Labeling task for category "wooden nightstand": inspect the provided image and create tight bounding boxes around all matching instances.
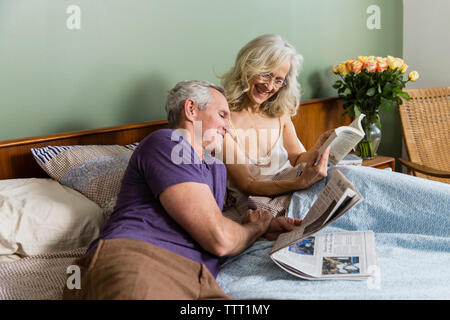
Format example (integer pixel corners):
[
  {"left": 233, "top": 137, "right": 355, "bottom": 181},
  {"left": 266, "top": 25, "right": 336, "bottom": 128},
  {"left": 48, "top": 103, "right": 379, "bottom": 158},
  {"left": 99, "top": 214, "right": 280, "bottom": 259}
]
[{"left": 362, "top": 155, "right": 395, "bottom": 171}]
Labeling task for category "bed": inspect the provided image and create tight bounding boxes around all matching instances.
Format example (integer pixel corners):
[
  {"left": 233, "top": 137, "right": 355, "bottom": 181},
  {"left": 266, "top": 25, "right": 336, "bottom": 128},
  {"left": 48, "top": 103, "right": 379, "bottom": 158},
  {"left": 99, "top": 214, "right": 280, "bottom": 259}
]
[
  {"left": 1, "top": 97, "right": 449, "bottom": 300},
  {"left": 0, "top": 120, "right": 168, "bottom": 299}
]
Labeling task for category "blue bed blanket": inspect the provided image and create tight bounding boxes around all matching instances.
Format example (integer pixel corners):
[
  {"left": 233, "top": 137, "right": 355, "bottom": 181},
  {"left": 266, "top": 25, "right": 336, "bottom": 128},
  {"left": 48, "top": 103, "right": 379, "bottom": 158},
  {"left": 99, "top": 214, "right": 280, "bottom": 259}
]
[{"left": 217, "top": 166, "right": 450, "bottom": 299}]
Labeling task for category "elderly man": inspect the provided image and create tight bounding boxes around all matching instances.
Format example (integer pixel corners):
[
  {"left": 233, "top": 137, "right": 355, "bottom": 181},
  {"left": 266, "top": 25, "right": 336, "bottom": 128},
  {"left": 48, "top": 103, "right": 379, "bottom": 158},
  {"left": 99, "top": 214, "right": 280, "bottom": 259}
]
[{"left": 63, "top": 80, "right": 300, "bottom": 300}]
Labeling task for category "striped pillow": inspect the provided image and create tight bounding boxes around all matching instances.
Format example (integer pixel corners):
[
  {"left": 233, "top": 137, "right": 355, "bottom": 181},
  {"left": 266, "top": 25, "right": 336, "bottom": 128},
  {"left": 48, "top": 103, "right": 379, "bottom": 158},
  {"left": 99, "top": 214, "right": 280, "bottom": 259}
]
[{"left": 31, "top": 144, "right": 138, "bottom": 214}]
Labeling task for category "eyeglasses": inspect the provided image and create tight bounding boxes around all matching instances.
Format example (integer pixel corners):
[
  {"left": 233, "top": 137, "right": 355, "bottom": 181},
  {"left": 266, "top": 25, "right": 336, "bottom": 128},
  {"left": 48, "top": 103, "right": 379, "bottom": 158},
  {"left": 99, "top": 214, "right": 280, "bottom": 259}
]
[{"left": 257, "top": 72, "right": 287, "bottom": 89}]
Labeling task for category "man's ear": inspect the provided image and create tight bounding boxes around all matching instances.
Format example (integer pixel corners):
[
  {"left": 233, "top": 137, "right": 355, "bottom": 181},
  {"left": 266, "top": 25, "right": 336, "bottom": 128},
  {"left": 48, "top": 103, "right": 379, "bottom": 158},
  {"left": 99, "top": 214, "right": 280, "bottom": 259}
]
[{"left": 184, "top": 98, "right": 198, "bottom": 123}]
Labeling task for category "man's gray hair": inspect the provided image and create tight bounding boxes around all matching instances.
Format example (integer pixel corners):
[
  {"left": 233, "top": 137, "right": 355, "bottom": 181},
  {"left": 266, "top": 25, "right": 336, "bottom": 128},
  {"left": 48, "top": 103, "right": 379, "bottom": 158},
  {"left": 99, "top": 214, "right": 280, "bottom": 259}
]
[{"left": 165, "top": 80, "right": 225, "bottom": 128}]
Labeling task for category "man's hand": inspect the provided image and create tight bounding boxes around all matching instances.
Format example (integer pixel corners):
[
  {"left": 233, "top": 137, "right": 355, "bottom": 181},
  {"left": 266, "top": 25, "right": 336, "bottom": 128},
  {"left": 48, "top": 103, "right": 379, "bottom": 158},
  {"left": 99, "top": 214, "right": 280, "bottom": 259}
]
[
  {"left": 242, "top": 210, "right": 303, "bottom": 241},
  {"left": 241, "top": 209, "right": 273, "bottom": 228},
  {"left": 263, "top": 217, "right": 302, "bottom": 241}
]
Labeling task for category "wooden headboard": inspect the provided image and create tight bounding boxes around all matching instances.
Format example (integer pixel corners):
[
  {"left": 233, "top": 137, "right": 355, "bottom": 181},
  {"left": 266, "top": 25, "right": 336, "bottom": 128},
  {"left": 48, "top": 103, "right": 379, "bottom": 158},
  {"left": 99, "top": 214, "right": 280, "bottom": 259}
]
[
  {"left": 0, "top": 120, "right": 168, "bottom": 180},
  {"left": 0, "top": 97, "right": 349, "bottom": 180},
  {"left": 292, "top": 97, "right": 351, "bottom": 150}
]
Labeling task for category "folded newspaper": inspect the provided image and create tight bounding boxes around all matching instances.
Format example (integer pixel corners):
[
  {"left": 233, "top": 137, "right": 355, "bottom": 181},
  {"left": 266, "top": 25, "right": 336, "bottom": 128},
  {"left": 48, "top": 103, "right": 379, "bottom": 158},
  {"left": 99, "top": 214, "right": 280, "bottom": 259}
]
[{"left": 270, "top": 170, "right": 378, "bottom": 280}]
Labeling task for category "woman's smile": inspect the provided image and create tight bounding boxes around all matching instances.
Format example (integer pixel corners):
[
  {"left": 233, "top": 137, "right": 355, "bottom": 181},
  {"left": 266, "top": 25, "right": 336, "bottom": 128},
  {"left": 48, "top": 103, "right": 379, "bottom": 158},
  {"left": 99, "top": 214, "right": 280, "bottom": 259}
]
[{"left": 253, "top": 84, "right": 271, "bottom": 100}]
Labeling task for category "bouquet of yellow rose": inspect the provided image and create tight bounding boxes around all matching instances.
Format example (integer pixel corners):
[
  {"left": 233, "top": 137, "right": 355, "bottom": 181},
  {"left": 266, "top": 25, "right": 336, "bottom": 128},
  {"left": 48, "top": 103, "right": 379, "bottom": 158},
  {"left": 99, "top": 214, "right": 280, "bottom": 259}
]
[
  {"left": 332, "top": 55, "right": 419, "bottom": 123},
  {"left": 331, "top": 56, "right": 419, "bottom": 159}
]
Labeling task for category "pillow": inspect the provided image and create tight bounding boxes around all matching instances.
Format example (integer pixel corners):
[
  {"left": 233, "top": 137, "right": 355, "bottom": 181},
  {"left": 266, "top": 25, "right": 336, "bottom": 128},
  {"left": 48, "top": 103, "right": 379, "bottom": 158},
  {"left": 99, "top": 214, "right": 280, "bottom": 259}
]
[
  {"left": 31, "top": 144, "right": 138, "bottom": 212},
  {"left": 0, "top": 178, "right": 104, "bottom": 256}
]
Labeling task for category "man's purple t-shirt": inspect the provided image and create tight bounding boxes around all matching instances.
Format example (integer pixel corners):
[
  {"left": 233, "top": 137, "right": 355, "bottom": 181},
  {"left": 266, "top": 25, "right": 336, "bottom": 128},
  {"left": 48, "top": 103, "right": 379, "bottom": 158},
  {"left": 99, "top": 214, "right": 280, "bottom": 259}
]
[{"left": 87, "top": 129, "right": 226, "bottom": 277}]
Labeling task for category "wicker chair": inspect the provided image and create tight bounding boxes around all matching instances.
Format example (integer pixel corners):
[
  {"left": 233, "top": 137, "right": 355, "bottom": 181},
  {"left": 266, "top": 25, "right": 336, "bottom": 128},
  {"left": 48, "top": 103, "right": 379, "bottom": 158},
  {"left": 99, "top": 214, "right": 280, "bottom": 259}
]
[{"left": 398, "top": 86, "right": 450, "bottom": 184}]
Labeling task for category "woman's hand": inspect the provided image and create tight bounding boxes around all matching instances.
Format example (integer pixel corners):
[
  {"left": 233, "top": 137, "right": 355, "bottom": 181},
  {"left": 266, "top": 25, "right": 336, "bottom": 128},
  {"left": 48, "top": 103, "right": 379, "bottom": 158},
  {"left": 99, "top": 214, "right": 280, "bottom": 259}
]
[
  {"left": 295, "top": 147, "right": 330, "bottom": 189},
  {"left": 293, "top": 129, "right": 334, "bottom": 166},
  {"left": 263, "top": 216, "right": 303, "bottom": 241},
  {"left": 312, "top": 129, "right": 334, "bottom": 151}
]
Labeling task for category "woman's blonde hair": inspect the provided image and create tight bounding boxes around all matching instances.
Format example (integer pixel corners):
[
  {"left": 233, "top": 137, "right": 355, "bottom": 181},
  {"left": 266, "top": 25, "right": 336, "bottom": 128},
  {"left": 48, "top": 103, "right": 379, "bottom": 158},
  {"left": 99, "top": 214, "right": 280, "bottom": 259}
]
[{"left": 220, "top": 34, "right": 303, "bottom": 117}]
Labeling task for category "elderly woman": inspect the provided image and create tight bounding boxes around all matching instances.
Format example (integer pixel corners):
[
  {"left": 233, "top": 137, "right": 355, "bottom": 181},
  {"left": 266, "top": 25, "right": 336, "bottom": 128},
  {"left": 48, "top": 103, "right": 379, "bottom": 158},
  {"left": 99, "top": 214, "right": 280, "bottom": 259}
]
[
  {"left": 219, "top": 34, "right": 332, "bottom": 218},
  {"left": 214, "top": 35, "right": 449, "bottom": 301},
  {"left": 219, "top": 34, "right": 450, "bottom": 225}
]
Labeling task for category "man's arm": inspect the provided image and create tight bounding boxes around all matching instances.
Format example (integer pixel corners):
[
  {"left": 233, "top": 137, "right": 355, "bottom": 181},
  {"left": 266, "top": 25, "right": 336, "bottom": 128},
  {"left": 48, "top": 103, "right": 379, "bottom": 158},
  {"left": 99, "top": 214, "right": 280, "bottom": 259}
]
[{"left": 159, "top": 182, "right": 272, "bottom": 257}]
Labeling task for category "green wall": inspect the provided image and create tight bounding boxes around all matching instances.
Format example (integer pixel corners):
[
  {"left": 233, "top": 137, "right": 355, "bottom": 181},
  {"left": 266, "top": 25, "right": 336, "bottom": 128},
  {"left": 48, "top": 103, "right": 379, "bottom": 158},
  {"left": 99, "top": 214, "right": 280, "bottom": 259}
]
[{"left": 0, "top": 0, "right": 403, "bottom": 161}]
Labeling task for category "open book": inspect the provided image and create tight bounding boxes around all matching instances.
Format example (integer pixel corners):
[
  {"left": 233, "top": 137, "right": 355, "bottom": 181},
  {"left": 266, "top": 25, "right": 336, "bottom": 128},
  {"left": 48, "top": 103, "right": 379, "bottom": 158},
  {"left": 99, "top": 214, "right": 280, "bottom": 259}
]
[
  {"left": 270, "top": 170, "right": 378, "bottom": 280},
  {"left": 315, "top": 114, "right": 366, "bottom": 166}
]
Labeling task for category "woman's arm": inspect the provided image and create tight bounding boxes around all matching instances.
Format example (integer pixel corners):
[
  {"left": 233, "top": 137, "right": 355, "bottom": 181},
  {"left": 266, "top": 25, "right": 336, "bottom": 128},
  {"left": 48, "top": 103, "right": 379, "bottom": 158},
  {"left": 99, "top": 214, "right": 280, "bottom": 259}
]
[
  {"left": 282, "top": 115, "right": 310, "bottom": 166},
  {"left": 223, "top": 128, "right": 330, "bottom": 197},
  {"left": 226, "top": 162, "right": 302, "bottom": 196},
  {"left": 283, "top": 116, "right": 334, "bottom": 166}
]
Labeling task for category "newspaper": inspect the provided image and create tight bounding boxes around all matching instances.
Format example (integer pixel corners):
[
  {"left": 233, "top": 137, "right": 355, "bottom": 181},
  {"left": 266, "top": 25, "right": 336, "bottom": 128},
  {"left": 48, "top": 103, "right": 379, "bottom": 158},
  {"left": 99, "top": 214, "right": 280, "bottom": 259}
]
[
  {"left": 315, "top": 114, "right": 366, "bottom": 165},
  {"left": 271, "top": 231, "right": 377, "bottom": 280},
  {"left": 270, "top": 169, "right": 378, "bottom": 280}
]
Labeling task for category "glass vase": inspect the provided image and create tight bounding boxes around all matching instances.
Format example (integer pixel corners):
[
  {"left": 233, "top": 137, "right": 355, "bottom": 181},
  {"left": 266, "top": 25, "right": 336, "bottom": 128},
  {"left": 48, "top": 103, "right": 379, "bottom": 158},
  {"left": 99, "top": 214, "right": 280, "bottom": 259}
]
[{"left": 355, "top": 114, "right": 382, "bottom": 160}]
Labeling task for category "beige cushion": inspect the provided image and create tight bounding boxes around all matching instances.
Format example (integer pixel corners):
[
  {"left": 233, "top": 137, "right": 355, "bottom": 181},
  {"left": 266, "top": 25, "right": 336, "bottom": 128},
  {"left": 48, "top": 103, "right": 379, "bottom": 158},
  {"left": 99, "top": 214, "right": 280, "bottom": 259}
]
[{"left": 0, "top": 178, "right": 104, "bottom": 256}]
